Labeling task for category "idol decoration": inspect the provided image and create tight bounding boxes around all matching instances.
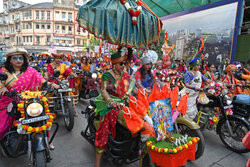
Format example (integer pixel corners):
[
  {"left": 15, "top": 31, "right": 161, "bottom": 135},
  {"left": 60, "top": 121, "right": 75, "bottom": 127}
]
[{"left": 162, "top": 32, "right": 175, "bottom": 69}]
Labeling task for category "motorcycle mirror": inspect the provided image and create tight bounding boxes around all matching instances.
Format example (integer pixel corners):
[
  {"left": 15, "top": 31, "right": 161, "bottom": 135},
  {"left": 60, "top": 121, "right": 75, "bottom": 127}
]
[
  {"left": 53, "top": 70, "right": 60, "bottom": 78},
  {"left": 41, "top": 81, "right": 48, "bottom": 90},
  {"left": 0, "top": 72, "right": 8, "bottom": 81}
]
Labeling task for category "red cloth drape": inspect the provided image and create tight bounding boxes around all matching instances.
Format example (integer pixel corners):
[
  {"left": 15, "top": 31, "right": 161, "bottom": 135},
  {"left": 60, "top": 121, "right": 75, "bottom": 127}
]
[{"left": 149, "top": 142, "right": 196, "bottom": 167}]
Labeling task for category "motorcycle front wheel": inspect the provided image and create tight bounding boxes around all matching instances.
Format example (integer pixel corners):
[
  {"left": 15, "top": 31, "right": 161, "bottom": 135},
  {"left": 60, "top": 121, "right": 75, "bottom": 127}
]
[
  {"left": 175, "top": 123, "right": 205, "bottom": 160},
  {"left": 217, "top": 117, "right": 249, "bottom": 153},
  {"left": 64, "top": 101, "right": 74, "bottom": 131},
  {"left": 34, "top": 151, "right": 47, "bottom": 167}
]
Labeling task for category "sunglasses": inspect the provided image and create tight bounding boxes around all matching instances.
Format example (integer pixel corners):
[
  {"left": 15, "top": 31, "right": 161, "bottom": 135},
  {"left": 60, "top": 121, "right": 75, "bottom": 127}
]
[
  {"left": 12, "top": 56, "right": 24, "bottom": 61},
  {"left": 119, "top": 62, "right": 126, "bottom": 66}
]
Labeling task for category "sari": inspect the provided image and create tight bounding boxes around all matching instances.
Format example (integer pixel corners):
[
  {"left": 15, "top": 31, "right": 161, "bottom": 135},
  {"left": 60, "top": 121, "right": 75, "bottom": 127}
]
[
  {"left": 223, "top": 75, "right": 242, "bottom": 95},
  {"left": 184, "top": 71, "right": 207, "bottom": 119},
  {"left": 47, "top": 63, "right": 72, "bottom": 81},
  {"left": 94, "top": 71, "right": 131, "bottom": 151},
  {"left": 0, "top": 67, "right": 44, "bottom": 139}
]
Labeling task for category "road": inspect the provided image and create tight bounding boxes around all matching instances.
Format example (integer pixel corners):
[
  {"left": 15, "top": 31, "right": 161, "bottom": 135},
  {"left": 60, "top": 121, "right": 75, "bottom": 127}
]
[{"left": 0, "top": 99, "right": 249, "bottom": 167}]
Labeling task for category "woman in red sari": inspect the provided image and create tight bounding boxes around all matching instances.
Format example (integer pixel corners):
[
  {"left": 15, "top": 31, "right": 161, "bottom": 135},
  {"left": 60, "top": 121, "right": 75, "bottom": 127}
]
[
  {"left": 223, "top": 64, "right": 242, "bottom": 95},
  {"left": 0, "top": 48, "right": 58, "bottom": 139}
]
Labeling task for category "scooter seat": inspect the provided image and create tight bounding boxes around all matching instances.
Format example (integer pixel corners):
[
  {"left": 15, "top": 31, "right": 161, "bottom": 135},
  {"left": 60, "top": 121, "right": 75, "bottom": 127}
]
[{"left": 233, "top": 94, "right": 250, "bottom": 105}]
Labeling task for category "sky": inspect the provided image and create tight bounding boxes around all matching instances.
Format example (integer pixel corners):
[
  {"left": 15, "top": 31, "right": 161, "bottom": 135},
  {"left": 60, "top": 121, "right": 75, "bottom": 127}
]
[
  {"left": 0, "top": 0, "right": 53, "bottom": 13},
  {"left": 162, "top": 2, "right": 238, "bottom": 35}
]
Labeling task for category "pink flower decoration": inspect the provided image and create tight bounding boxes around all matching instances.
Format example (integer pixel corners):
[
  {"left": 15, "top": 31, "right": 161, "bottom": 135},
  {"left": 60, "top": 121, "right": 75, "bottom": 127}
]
[{"left": 209, "top": 120, "right": 214, "bottom": 125}]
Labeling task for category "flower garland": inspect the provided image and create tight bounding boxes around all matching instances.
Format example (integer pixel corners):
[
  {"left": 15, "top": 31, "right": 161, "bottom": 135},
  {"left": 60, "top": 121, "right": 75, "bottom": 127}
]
[
  {"left": 121, "top": 0, "right": 142, "bottom": 25},
  {"left": 16, "top": 92, "right": 54, "bottom": 134},
  {"left": 21, "top": 91, "right": 42, "bottom": 99},
  {"left": 146, "top": 137, "right": 200, "bottom": 154}
]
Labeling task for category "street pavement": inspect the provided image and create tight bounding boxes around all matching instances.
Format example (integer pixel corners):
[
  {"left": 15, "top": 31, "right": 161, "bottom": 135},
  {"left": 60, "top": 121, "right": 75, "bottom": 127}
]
[{"left": 0, "top": 99, "right": 249, "bottom": 167}]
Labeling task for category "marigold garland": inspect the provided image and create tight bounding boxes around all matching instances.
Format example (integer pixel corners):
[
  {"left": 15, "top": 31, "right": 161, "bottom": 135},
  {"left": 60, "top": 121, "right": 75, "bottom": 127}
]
[
  {"left": 16, "top": 92, "right": 54, "bottom": 134},
  {"left": 121, "top": 0, "right": 142, "bottom": 25},
  {"left": 146, "top": 137, "right": 200, "bottom": 154}
]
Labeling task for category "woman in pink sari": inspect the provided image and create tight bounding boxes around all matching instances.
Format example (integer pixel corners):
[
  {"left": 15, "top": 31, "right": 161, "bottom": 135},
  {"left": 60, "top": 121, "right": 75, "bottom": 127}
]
[{"left": 0, "top": 48, "right": 58, "bottom": 139}]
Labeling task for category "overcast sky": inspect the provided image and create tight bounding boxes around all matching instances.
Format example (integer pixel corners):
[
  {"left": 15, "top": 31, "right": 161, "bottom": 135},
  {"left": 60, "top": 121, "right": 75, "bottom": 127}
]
[{"left": 0, "top": 0, "right": 53, "bottom": 13}]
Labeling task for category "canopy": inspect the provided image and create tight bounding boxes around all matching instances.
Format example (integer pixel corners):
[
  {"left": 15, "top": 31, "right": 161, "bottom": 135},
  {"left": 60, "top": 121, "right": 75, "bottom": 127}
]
[
  {"left": 77, "top": 0, "right": 163, "bottom": 49},
  {"left": 144, "top": 0, "right": 221, "bottom": 17}
]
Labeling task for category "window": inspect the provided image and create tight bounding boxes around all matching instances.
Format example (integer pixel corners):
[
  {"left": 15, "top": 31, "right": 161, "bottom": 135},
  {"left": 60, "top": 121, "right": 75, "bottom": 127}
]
[
  {"left": 68, "top": 13, "right": 72, "bottom": 21},
  {"left": 36, "top": 36, "right": 40, "bottom": 42},
  {"left": 28, "top": 23, "right": 32, "bottom": 29},
  {"left": 63, "top": 40, "right": 66, "bottom": 43},
  {"left": 47, "top": 11, "right": 50, "bottom": 20},
  {"left": 23, "top": 37, "right": 26, "bottom": 42},
  {"left": 47, "top": 25, "right": 50, "bottom": 29},
  {"left": 47, "top": 37, "right": 50, "bottom": 42},
  {"left": 23, "top": 23, "right": 25, "bottom": 29},
  {"left": 62, "top": 26, "right": 65, "bottom": 33},
  {"left": 22, "top": 11, "right": 25, "bottom": 20},
  {"left": 41, "top": 11, "right": 45, "bottom": 20},
  {"left": 30, "top": 36, "right": 32, "bottom": 42},
  {"left": 26, "top": 24, "right": 28, "bottom": 29},
  {"left": 55, "top": 11, "right": 60, "bottom": 20},
  {"left": 68, "top": 26, "right": 72, "bottom": 32},
  {"left": 82, "top": 29, "right": 86, "bottom": 33},
  {"left": 29, "top": 11, "right": 32, "bottom": 19},
  {"left": 56, "top": 39, "right": 59, "bottom": 43},
  {"left": 41, "top": 25, "right": 45, "bottom": 29},
  {"left": 77, "top": 39, "right": 80, "bottom": 45},
  {"left": 62, "top": 12, "right": 66, "bottom": 20},
  {"left": 68, "top": 40, "right": 72, "bottom": 44},
  {"left": 27, "top": 37, "right": 29, "bottom": 42},
  {"left": 16, "top": 13, "right": 20, "bottom": 20},
  {"left": 55, "top": 25, "right": 59, "bottom": 31},
  {"left": 10, "top": 14, "right": 14, "bottom": 22},
  {"left": 36, "top": 11, "right": 39, "bottom": 19},
  {"left": 36, "top": 24, "right": 40, "bottom": 29}
]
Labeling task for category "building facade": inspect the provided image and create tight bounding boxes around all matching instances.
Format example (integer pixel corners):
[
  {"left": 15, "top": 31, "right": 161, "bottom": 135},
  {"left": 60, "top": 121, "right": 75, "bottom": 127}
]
[{"left": 0, "top": 0, "right": 89, "bottom": 55}]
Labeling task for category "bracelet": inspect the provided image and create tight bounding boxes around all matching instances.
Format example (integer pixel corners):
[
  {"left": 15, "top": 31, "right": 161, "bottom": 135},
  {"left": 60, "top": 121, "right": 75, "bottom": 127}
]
[{"left": 107, "top": 98, "right": 113, "bottom": 105}]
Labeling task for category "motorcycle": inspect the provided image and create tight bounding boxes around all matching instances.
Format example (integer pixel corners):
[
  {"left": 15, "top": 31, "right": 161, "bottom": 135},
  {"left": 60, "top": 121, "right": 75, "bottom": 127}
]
[
  {"left": 47, "top": 70, "right": 78, "bottom": 131},
  {"left": 196, "top": 81, "right": 250, "bottom": 153},
  {"left": 79, "top": 70, "right": 100, "bottom": 99},
  {"left": 81, "top": 89, "right": 205, "bottom": 164},
  {"left": 0, "top": 73, "right": 59, "bottom": 167},
  {"left": 232, "top": 94, "right": 250, "bottom": 121}
]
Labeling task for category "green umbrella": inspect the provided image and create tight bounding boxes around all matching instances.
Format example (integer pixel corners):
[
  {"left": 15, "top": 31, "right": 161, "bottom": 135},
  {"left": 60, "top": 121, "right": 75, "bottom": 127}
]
[{"left": 77, "top": 0, "right": 162, "bottom": 49}]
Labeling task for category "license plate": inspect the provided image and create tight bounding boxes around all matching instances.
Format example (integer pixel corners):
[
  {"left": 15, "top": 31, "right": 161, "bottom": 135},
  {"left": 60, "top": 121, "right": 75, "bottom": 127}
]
[
  {"left": 224, "top": 105, "right": 233, "bottom": 109},
  {"left": 22, "top": 115, "right": 50, "bottom": 125}
]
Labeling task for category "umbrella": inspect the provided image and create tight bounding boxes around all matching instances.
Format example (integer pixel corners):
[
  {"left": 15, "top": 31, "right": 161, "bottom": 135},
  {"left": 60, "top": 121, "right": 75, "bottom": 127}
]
[{"left": 77, "top": 0, "right": 162, "bottom": 49}]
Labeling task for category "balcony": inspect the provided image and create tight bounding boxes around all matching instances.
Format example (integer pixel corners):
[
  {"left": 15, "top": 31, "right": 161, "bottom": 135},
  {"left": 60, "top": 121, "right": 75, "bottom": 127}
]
[
  {"left": 16, "top": 29, "right": 21, "bottom": 32},
  {"left": 68, "top": 31, "right": 73, "bottom": 35}
]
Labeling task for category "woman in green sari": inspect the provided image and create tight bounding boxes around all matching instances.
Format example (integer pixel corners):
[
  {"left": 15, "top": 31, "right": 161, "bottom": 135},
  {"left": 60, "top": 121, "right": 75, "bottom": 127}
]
[{"left": 94, "top": 51, "right": 137, "bottom": 167}]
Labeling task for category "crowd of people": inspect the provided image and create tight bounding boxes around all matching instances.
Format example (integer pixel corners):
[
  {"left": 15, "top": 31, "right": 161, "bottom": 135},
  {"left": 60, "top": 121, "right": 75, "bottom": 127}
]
[{"left": 0, "top": 47, "right": 249, "bottom": 167}]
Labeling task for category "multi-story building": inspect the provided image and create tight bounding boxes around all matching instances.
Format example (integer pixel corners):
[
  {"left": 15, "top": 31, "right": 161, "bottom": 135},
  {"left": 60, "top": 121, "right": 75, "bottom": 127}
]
[{"left": 0, "top": 0, "right": 89, "bottom": 55}]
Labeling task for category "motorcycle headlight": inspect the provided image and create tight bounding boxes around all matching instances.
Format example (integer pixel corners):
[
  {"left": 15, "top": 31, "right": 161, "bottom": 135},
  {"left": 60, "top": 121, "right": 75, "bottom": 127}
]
[
  {"left": 92, "top": 73, "right": 97, "bottom": 79},
  {"left": 223, "top": 95, "right": 232, "bottom": 105},
  {"left": 26, "top": 103, "right": 43, "bottom": 117},
  {"left": 226, "top": 100, "right": 232, "bottom": 105}
]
